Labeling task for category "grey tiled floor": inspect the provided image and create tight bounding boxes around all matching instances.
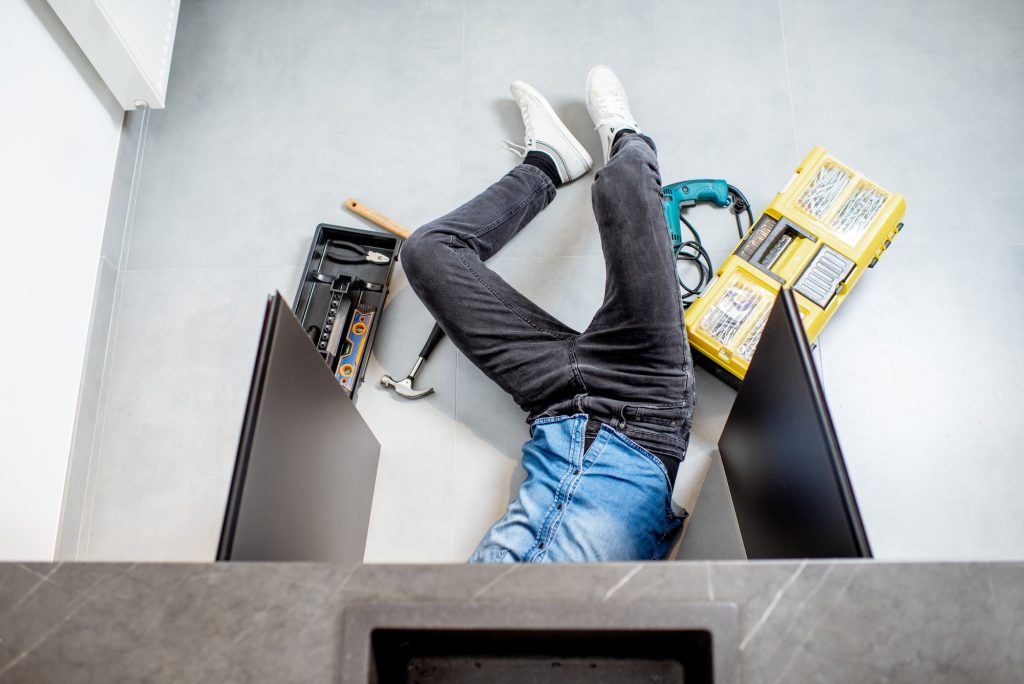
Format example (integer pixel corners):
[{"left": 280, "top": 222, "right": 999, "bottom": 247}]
[{"left": 80, "top": 0, "right": 1024, "bottom": 560}]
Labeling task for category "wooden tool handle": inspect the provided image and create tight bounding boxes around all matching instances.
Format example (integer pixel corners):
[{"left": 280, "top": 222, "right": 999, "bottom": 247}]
[{"left": 344, "top": 198, "right": 411, "bottom": 240}]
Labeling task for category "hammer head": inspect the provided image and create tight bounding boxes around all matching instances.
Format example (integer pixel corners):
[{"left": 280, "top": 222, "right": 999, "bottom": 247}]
[{"left": 380, "top": 373, "right": 435, "bottom": 400}]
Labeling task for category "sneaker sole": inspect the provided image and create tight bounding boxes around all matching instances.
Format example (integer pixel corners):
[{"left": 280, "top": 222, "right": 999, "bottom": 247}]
[{"left": 512, "top": 80, "right": 593, "bottom": 180}]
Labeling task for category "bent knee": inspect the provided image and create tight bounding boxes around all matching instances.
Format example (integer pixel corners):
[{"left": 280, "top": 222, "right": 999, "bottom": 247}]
[{"left": 400, "top": 225, "right": 451, "bottom": 287}]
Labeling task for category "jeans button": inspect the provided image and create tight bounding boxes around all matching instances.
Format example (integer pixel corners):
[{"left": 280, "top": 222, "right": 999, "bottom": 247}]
[{"left": 538, "top": 542, "right": 546, "bottom": 549}]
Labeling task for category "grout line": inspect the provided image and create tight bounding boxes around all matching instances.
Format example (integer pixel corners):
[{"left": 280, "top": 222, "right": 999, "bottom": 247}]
[
  {"left": 776, "top": 0, "right": 801, "bottom": 163},
  {"left": 456, "top": 0, "right": 466, "bottom": 203},
  {"left": 452, "top": 352, "right": 460, "bottom": 561},
  {"left": 450, "top": 0, "right": 467, "bottom": 562}
]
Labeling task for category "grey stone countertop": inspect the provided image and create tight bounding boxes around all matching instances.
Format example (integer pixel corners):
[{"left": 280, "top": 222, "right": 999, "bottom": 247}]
[{"left": 1, "top": 561, "right": 1021, "bottom": 683}]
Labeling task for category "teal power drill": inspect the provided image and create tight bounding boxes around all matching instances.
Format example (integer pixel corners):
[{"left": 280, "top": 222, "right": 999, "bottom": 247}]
[
  {"left": 661, "top": 179, "right": 732, "bottom": 247},
  {"left": 661, "top": 178, "right": 753, "bottom": 307}
]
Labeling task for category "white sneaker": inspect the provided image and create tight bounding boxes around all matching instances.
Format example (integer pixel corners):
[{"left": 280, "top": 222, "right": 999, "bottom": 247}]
[
  {"left": 505, "top": 80, "right": 593, "bottom": 184},
  {"left": 586, "top": 65, "right": 641, "bottom": 163}
]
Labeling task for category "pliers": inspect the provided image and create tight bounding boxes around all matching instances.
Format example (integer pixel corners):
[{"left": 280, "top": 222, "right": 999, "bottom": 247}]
[{"left": 325, "top": 240, "right": 390, "bottom": 265}]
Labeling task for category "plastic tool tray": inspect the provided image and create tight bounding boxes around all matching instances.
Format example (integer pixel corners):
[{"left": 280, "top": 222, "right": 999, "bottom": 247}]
[{"left": 293, "top": 223, "right": 400, "bottom": 398}]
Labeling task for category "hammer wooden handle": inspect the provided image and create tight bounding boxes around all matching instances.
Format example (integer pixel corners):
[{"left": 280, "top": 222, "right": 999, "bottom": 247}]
[{"left": 344, "top": 198, "right": 411, "bottom": 240}]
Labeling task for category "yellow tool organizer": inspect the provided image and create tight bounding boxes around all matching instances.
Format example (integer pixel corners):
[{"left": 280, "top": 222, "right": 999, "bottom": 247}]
[{"left": 685, "top": 147, "right": 906, "bottom": 384}]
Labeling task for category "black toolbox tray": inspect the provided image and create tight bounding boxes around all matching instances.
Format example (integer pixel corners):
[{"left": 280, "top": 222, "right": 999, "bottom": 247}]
[{"left": 292, "top": 223, "right": 401, "bottom": 399}]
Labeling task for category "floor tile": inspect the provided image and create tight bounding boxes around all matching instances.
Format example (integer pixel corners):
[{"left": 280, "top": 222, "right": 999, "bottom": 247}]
[
  {"left": 818, "top": 243, "right": 1024, "bottom": 559},
  {"left": 459, "top": 0, "right": 797, "bottom": 258},
  {"left": 126, "top": 0, "right": 465, "bottom": 270},
  {"left": 356, "top": 269, "right": 459, "bottom": 562},
  {"left": 781, "top": 0, "right": 1024, "bottom": 246},
  {"left": 84, "top": 266, "right": 300, "bottom": 560}
]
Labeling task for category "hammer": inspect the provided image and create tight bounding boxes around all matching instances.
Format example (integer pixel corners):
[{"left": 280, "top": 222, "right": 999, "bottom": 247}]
[
  {"left": 343, "top": 197, "right": 448, "bottom": 400},
  {"left": 380, "top": 323, "right": 445, "bottom": 399}
]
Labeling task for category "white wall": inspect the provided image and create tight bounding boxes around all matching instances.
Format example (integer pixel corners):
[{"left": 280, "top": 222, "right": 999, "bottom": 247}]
[{"left": 0, "top": 0, "right": 123, "bottom": 560}]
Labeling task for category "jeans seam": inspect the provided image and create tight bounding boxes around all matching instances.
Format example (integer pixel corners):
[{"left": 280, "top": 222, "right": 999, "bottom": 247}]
[
  {"left": 623, "top": 401, "right": 687, "bottom": 410},
  {"left": 651, "top": 532, "right": 664, "bottom": 561},
  {"left": 634, "top": 417, "right": 677, "bottom": 427},
  {"left": 621, "top": 425, "right": 686, "bottom": 443},
  {"left": 471, "top": 545, "right": 509, "bottom": 563},
  {"left": 467, "top": 175, "right": 548, "bottom": 241},
  {"left": 516, "top": 162, "right": 557, "bottom": 192},
  {"left": 652, "top": 517, "right": 677, "bottom": 561},
  {"left": 529, "top": 419, "right": 584, "bottom": 561},
  {"left": 555, "top": 430, "right": 593, "bottom": 540},
  {"left": 531, "top": 414, "right": 574, "bottom": 427},
  {"left": 568, "top": 337, "right": 588, "bottom": 393},
  {"left": 448, "top": 240, "right": 575, "bottom": 341},
  {"left": 613, "top": 131, "right": 657, "bottom": 157},
  {"left": 652, "top": 498, "right": 683, "bottom": 561},
  {"left": 605, "top": 427, "right": 673, "bottom": 486}
]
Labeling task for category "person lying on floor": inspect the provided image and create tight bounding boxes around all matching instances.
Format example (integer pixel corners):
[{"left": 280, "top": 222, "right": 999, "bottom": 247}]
[{"left": 402, "top": 66, "right": 693, "bottom": 562}]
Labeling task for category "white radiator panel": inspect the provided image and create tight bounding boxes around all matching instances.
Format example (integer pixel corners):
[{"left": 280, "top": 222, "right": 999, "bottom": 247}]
[{"left": 47, "top": 0, "right": 180, "bottom": 109}]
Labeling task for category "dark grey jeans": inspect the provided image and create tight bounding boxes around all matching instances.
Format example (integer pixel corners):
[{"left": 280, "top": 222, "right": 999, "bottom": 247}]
[{"left": 402, "top": 133, "right": 694, "bottom": 482}]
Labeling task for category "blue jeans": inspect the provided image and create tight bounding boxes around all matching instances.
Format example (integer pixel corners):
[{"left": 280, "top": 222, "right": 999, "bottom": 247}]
[
  {"left": 402, "top": 133, "right": 694, "bottom": 562},
  {"left": 469, "top": 414, "right": 683, "bottom": 562}
]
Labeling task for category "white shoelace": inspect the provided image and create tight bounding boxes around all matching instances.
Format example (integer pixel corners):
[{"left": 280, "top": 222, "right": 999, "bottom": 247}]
[
  {"left": 591, "top": 93, "right": 633, "bottom": 130},
  {"left": 502, "top": 139, "right": 529, "bottom": 158}
]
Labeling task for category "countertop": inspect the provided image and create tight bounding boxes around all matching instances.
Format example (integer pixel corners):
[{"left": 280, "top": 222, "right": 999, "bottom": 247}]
[{"left": 1, "top": 561, "right": 1021, "bottom": 683}]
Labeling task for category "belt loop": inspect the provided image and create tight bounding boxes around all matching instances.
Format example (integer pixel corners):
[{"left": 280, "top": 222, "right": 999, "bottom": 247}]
[{"left": 574, "top": 393, "right": 586, "bottom": 413}]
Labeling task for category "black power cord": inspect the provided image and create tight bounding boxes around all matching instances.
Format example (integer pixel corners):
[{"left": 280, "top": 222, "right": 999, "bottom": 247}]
[{"left": 675, "top": 184, "right": 754, "bottom": 308}]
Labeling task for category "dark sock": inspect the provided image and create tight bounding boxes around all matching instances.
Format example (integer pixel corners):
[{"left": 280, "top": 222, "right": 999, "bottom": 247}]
[
  {"left": 612, "top": 128, "right": 637, "bottom": 146},
  {"left": 522, "top": 151, "right": 562, "bottom": 187}
]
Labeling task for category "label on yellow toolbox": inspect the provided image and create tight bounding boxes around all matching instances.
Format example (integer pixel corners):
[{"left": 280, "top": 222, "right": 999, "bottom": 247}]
[{"left": 793, "top": 246, "right": 855, "bottom": 308}]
